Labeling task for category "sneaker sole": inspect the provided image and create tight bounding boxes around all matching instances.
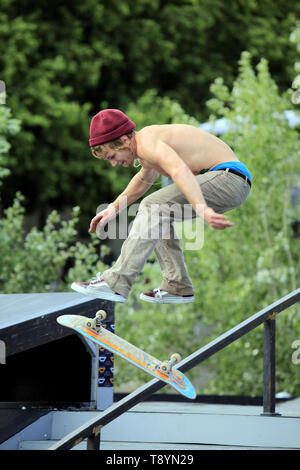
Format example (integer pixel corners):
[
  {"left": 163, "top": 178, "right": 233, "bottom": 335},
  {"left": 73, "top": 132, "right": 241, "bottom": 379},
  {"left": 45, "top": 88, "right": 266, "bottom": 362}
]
[
  {"left": 139, "top": 293, "right": 194, "bottom": 304},
  {"left": 71, "top": 282, "right": 127, "bottom": 303}
]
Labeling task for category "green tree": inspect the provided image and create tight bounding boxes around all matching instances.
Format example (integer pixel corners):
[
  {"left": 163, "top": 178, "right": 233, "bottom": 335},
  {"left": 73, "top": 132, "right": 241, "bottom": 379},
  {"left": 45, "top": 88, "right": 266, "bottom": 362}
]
[
  {"left": 0, "top": 102, "right": 109, "bottom": 294},
  {"left": 0, "top": 194, "right": 111, "bottom": 293},
  {"left": 1, "top": 1, "right": 299, "bottom": 226}
]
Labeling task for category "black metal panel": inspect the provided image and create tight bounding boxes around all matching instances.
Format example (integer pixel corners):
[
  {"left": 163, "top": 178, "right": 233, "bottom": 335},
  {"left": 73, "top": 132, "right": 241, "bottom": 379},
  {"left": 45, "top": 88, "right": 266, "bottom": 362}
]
[
  {"left": 0, "top": 409, "right": 49, "bottom": 444},
  {"left": 0, "top": 298, "right": 114, "bottom": 356},
  {"left": 0, "top": 335, "right": 92, "bottom": 403},
  {"left": 262, "top": 319, "right": 281, "bottom": 416}
]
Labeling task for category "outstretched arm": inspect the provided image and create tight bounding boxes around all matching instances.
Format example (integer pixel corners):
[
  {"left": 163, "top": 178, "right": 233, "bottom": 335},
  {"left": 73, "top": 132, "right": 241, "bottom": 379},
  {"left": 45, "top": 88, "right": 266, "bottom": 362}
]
[
  {"left": 112, "top": 167, "right": 159, "bottom": 212},
  {"left": 89, "top": 167, "right": 159, "bottom": 232}
]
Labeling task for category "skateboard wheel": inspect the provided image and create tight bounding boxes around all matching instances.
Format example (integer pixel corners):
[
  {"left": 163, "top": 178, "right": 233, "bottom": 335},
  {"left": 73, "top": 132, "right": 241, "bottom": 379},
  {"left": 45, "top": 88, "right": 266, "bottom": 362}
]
[
  {"left": 170, "top": 353, "right": 181, "bottom": 364},
  {"left": 160, "top": 362, "right": 171, "bottom": 374},
  {"left": 86, "top": 319, "right": 96, "bottom": 329},
  {"left": 96, "top": 310, "right": 107, "bottom": 321}
]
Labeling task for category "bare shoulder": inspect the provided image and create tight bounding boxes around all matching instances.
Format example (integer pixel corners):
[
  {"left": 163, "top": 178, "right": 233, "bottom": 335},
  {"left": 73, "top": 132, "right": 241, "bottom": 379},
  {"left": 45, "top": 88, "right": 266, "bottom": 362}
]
[
  {"left": 135, "top": 126, "right": 161, "bottom": 162},
  {"left": 138, "top": 123, "right": 195, "bottom": 144},
  {"left": 137, "top": 125, "right": 161, "bottom": 145},
  {"left": 138, "top": 124, "right": 161, "bottom": 135}
]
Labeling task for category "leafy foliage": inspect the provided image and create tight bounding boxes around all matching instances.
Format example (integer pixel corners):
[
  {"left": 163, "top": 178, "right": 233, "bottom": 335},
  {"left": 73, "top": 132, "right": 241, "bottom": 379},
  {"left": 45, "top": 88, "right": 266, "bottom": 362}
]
[
  {"left": 0, "top": 1, "right": 299, "bottom": 223},
  {"left": 0, "top": 193, "right": 109, "bottom": 294}
]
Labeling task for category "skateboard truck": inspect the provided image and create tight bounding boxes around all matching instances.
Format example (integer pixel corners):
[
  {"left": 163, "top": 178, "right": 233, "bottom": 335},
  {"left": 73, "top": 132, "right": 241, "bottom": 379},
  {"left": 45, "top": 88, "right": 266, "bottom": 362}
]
[
  {"left": 159, "top": 353, "right": 181, "bottom": 375},
  {"left": 86, "top": 312, "right": 181, "bottom": 376},
  {"left": 85, "top": 310, "right": 107, "bottom": 332}
]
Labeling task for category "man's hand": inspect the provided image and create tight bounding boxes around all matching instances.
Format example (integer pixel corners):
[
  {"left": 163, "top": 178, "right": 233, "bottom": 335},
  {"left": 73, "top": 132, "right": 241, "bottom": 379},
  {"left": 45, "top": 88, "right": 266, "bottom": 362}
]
[
  {"left": 89, "top": 204, "right": 117, "bottom": 233},
  {"left": 203, "top": 207, "right": 234, "bottom": 230}
]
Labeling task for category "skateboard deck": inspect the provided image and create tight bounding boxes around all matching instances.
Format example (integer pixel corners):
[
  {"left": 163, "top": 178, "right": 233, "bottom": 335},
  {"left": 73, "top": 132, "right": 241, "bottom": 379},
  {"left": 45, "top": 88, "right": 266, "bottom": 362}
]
[{"left": 57, "top": 313, "right": 196, "bottom": 399}]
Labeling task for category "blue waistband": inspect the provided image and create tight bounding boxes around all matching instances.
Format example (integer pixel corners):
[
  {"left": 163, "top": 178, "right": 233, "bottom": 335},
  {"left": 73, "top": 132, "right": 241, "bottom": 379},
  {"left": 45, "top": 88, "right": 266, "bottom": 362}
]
[{"left": 211, "top": 161, "right": 252, "bottom": 182}]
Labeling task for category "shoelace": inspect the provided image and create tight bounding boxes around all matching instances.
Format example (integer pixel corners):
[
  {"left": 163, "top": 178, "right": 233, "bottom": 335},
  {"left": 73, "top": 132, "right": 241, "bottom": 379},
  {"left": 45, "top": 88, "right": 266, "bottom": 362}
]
[
  {"left": 153, "top": 288, "right": 167, "bottom": 299},
  {"left": 89, "top": 272, "right": 103, "bottom": 286}
]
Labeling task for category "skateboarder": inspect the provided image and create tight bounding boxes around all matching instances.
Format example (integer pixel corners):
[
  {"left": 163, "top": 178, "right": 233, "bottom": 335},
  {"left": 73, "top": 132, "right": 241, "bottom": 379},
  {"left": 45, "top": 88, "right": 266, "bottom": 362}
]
[{"left": 71, "top": 109, "right": 251, "bottom": 304}]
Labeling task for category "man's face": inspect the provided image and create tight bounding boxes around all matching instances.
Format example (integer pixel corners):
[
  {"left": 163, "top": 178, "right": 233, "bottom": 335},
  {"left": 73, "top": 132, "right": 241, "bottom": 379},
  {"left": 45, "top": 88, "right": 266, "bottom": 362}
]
[
  {"left": 101, "top": 136, "right": 136, "bottom": 167},
  {"left": 102, "top": 147, "right": 135, "bottom": 167}
]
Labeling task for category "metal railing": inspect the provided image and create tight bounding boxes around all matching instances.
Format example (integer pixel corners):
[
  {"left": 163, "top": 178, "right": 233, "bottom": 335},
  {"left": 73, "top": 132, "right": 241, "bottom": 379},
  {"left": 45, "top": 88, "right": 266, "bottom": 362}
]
[{"left": 48, "top": 287, "right": 300, "bottom": 450}]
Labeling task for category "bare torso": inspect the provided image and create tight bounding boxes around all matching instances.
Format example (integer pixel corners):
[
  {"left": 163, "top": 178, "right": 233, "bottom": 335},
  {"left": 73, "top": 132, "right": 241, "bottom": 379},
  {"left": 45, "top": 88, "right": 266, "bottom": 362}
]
[{"left": 135, "top": 124, "right": 238, "bottom": 177}]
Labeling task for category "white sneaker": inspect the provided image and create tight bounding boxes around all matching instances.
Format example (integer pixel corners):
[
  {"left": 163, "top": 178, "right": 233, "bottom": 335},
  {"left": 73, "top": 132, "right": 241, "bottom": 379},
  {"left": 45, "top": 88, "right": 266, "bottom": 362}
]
[
  {"left": 71, "top": 272, "right": 126, "bottom": 303},
  {"left": 140, "top": 288, "right": 194, "bottom": 304}
]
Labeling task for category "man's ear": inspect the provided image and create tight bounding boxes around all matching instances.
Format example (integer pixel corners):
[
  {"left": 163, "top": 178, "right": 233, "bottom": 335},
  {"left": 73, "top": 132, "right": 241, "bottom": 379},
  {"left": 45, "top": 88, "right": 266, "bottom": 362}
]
[{"left": 120, "top": 135, "right": 131, "bottom": 145}]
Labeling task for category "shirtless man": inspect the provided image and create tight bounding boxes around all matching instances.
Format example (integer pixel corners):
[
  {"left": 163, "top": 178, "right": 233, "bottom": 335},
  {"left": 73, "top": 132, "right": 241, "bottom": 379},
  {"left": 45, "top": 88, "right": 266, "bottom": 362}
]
[{"left": 71, "top": 109, "right": 251, "bottom": 304}]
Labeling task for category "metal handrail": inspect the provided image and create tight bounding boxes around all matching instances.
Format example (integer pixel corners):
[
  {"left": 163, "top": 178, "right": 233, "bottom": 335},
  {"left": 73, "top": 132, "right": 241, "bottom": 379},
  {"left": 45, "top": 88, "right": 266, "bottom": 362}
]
[{"left": 48, "top": 288, "right": 300, "bottom": 450}]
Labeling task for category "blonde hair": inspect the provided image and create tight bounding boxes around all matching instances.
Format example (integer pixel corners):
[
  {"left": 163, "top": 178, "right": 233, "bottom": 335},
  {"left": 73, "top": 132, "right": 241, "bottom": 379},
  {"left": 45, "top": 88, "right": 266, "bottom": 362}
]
[{"left": 91, "top": 130, "right": 135, "bottom": 159}]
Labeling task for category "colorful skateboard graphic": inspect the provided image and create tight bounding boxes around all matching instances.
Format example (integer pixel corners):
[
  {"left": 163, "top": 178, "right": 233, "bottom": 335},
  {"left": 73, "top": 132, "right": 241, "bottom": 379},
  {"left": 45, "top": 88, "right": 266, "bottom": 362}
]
[{"left": 57, "top": 311, "right": 196, "bottom": 399}]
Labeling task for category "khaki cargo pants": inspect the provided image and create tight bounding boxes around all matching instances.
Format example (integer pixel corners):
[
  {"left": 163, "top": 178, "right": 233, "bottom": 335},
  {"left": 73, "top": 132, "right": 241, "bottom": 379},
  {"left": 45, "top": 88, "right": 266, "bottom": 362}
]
[{"left": 102, "top": 170, "right": 250, "bottom": 298}]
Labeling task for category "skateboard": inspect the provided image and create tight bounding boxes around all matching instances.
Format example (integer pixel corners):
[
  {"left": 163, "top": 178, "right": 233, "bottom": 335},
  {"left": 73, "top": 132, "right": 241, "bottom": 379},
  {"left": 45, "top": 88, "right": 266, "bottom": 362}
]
[{"left": 57, "top": 310, "right": 196, "bottom": 399}]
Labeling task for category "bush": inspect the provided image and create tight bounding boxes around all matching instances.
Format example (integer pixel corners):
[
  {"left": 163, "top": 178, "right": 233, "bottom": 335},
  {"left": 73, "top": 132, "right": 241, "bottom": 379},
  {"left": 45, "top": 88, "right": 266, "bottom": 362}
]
[{"left": 0, "top": 193, "right": 109, "bottom": 293}]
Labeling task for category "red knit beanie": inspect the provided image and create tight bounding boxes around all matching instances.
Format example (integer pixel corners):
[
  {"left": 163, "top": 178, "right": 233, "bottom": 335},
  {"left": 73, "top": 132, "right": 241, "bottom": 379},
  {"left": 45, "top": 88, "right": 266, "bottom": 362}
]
[{"left": 89, "top": 109, "right": 136, "bottom": 147}]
